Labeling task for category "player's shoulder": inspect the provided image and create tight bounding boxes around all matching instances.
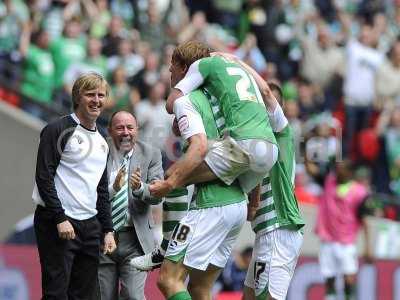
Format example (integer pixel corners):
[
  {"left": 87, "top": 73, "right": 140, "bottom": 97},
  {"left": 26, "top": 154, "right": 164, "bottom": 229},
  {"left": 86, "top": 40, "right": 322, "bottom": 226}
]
[
  {"left": 197, "top": 55, "right": 227, "bottom": 67},
  {"left": 188, "top": 89, "right": 208, "bottom": 99},
  {"left": 187, "top": 89, "right": 210, "bottom": 108},
  {"left": 41, "top": 114, "right": 77, "bottom": 137}
]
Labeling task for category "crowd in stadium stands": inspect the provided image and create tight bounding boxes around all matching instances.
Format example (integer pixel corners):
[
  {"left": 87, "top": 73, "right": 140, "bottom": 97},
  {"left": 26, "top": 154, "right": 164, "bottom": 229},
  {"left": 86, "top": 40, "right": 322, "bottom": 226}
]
[{"left": 2, "top": 0, "right": 400, "bottom": 248}]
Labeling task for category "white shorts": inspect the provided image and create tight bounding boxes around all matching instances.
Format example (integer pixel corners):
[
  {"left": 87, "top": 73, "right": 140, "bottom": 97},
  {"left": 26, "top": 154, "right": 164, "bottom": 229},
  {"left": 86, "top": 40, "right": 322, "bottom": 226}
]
[
  {"left": 319, "top": 241, "right": 358, "bottom": 278},
  {"left": 205, "top": 136, "right": 278, "bottom": 193},
  {"left": 244, "top": 229, "right": 303, "bottom": 300},
  {"left": 165, "top": 201, "right": 247, "bottom": 271}
]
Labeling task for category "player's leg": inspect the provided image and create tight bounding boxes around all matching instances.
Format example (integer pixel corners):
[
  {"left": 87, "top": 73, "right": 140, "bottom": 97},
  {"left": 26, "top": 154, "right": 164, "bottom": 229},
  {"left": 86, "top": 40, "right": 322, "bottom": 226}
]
[
  {"left": 236, "top": 139, "right": 278, "bottom": 193},
  {"left": 157, "top": 259, "right": 191, "bottom": 300},
  {"left": 187, "top": 201, "right": 247, "bottom": 300},
  {"left": 165, "top": 202, "right": 246, "bottom": 299},
  {"left": 319, "top": 242, "right": 338, "bottom": 300},
  {"left": 325, "top": 277, "right": 336, "bottom": 300},
  {"left": 168, "top": 137, "right": 277, "bottom": 193},
  {"left": 243, "top": 250, "right": 257, "bottom": 300},
  {"left": 343, "top": 274, "right": 356, "bottom": 300},
  {"left": 244, "top": 229, "right": 302, "bottom": 300},
  {"left": 341, "top": 243, "right": 358, "bottom": 300},
  {"left": 266, "top": 229, "right": 303, "bottom": 300},
  {"left": 243, "top": 286, "right": 256, "bottom": 300},
  {"left": 243, "top": 230, "right": 272, "bottom": 300},
  {"left": 130, "top": 188, "right": 190, "bottom": 271},
  {"left": 181, "top": 136, "right": 262, "bottom": 188},
  {"left": 188, "top": 264, "right": 222, "bottom": 300},
  {"left": 157, "top": 208, "right": 203, "bottom": 299}
]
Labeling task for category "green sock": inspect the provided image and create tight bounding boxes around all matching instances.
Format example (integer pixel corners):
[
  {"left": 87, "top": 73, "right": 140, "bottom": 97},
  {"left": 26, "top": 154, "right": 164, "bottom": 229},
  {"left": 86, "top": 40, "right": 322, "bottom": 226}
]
[
  {"left": 168, "top": 291, "right": 192, "bottom": 300},
  {"left": 344, "top": 283, "right": 355, "bottom": 300},
  {"left": 255, "top": 287, "right": 268, "bottom": 300}
]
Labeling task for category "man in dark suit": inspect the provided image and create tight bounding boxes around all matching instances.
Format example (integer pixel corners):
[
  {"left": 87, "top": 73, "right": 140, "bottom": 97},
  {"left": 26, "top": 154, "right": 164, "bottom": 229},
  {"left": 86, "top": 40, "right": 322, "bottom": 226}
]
[{"left": 98, "top": 110, "right": 164, "bottom": 299}]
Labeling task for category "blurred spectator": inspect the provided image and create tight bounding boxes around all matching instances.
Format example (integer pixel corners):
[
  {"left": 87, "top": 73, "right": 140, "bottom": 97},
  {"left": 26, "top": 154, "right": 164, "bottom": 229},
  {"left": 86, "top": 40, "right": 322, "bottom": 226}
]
[
  {"left": 130, "top": 50, "right": 160, "bottom": 96},
  {"left": 50, "top": 17, "right": 86, "bottom": 89},
  {"left": 296, "top": 17, "right": 345, "bottom": 111},
  {"left": 19, "top": 27, "right": 55, "bottom": 119},
  {"left": 315, "top": 160, "right": 371, "bottom": 300},
  {"left": 297, "top": 78, "right": 324, "bottom": 119},
  {"left": 234, "top": 33, "right": 267, "bottom": 74},
  {"left": 385, "top": 2, "right": 400, "bottom": 47},
  {"left": 177, "top": 11, "right": 208, "bottom": 44},
  {"left": 297, "top": 19, "right": 344, "bottom": 87},
  {"left": 211, "top": 0, "right": 243, "bottom": 30},
  {"left": 135, "top": 82, "right": 173, "bottom": 154},
  {"left": 102, "top": 15, "right": 128, "bottom": 57},
  {"left": 57, "top": 37, "right": 107, "bottom": 114},
  {"left": 64, "top": 37, "right": 107, "bottom": 86},
  {"left": 177, "top": 10, "right": 236, "bottom": 52},
  {"left": 375, "top": 38, "right": 400, "bottom": 108},
  {"left": 107, "top": 66, "right": 134, "bottom": 112},
  {"left": 376, "top": 103, "right": 400, "bottom": 195},
  {"left": 162, "top": 0, "right": 190, "bottom": 41},
  {"left": 84, "top": 37, "right": 108, "bottom": 75},
  {"left": 0, "top": 0, "right": 28, "bottom": 85},
  {"left": 41, "top": 0, "right": 68, "bottom": 40},
  {"left": 214, "top": 246, "right": 253, "bottom": 294},
  {"left": 295, "top": 164, "right": 322, "bottom": 203},
  {"left": 107, "top": 38, "right": 145, "bottom": 82},
  {"left": 89, "top": 0, "right": 111, "bottom": 39},
  {"left": 283, "top": 99, "right": 302, "bottom": 161},
  {"left": 138, "top": 0, "right": 166, "bottom": 52},
  {"left": 343, "top": 21, "right": 384, "bottom": 158},
  {"left": 304, "top": 113, "right": 339, "bottom": 185},
  {"left": 110, "top": 0, "right": 134, "bottom": 27}
]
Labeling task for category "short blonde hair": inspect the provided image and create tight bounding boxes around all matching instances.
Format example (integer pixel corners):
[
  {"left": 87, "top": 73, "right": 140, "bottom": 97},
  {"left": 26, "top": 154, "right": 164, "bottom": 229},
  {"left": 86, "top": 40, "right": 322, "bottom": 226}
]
[
  {"left": 172, "top": 40, "right": 211, "bottom": 68},
  {"left": 72, "top": 72, "right": 110, "bottom": 110}
]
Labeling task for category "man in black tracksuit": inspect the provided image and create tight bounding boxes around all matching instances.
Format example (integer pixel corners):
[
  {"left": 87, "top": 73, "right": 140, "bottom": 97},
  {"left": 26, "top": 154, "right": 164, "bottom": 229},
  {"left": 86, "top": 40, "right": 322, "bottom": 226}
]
[{"left": 32, "top": 73, "right": 116, "bottom": 299}]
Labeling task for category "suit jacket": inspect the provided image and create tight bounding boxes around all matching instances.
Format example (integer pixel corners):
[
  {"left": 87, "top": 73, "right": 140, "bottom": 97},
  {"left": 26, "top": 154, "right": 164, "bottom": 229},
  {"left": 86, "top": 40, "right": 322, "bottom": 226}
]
[{"left": 107, "top": 139, "right": 164, "bottom": 254}]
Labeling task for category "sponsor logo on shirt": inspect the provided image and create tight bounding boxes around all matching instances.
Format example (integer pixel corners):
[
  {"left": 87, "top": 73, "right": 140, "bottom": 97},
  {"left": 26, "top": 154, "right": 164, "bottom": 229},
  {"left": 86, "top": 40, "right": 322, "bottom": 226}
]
[{"left": 178, "top": 115, "right": 189, "bottom": 132}]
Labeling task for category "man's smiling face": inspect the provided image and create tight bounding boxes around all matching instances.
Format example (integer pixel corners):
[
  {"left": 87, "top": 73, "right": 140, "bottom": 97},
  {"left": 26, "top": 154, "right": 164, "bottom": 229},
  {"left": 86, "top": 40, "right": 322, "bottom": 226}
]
[{"left": 109, "top": 111, "right": 138, "bottom": 153}]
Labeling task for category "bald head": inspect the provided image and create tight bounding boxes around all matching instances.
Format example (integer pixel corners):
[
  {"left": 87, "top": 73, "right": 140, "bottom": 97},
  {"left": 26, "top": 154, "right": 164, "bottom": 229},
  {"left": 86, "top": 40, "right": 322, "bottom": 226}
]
[{"left": 109, "top": 111, "right": 138, "bottom": 153}]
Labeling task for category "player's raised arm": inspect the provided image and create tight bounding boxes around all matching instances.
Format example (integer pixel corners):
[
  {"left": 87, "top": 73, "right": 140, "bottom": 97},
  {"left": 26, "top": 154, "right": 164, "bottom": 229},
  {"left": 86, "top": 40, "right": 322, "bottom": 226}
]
[{"left": 166, "top": 59, "right": 206, "bottom": 113}]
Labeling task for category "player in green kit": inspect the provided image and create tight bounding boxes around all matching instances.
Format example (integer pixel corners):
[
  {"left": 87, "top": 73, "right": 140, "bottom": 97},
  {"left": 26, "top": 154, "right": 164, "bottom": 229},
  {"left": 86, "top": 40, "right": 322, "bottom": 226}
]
[
  {"left": 150, "top": 41, "right": 278, "bottom": 198},
  {"left": 227, "top": 58, "right": 304, "bottom": 300},
  {"left": 155, "top": 89, "right": 247, "bottom": 300}
]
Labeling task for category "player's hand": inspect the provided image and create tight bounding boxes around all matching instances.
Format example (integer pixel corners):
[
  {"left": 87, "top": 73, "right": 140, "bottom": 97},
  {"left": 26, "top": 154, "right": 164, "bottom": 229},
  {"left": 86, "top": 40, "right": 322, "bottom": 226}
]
[
  {"left": 172, "top": 118, "right": 181, "bottom": 137},
  {"left": 130, "top": 167, "right": 142, "bottom": 190},
  {"left": 149, "top": 180, "right": 173, "bottom": 198},
  {"left": 103, "top": 232, "right": 117, "bottom": 254},
  {"left": 57, "top": 220, "right": 76, "bottom": 240},
  {"left": 113, "top": 167, "right": 126, "bottom": 192}
]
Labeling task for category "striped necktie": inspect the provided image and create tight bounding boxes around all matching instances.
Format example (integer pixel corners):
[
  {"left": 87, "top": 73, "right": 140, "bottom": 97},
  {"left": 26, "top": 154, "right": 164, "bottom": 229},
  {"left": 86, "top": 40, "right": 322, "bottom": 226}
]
[{"left": 111, "top": 154, "right": 129, "bottom": 231}]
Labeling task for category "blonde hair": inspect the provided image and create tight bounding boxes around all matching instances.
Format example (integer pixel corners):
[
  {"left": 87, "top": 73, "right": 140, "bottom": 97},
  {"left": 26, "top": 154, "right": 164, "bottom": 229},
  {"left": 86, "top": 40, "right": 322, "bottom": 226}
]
[
  {"left": 71, "top": 72, "right": 110, "bottom": 110},
  {"left": 172, "top": 40, "right": 211, "bottom": 68}
]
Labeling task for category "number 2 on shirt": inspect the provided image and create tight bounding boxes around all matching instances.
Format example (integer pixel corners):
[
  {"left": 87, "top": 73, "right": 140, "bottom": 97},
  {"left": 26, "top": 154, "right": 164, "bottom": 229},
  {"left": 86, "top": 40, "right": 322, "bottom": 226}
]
[{"left": 226, "top": 67, "right": 265, "bottom": 107}]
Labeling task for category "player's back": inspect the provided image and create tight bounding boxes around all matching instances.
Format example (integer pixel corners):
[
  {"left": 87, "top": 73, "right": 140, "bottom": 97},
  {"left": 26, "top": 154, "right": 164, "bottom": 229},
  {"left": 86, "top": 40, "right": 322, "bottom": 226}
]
[
  {"left": 196, "top": 56, "right": 276, "bottom": 144},
  {"left": 252, "top": 124, "right": 304, "bottom": 234}
]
